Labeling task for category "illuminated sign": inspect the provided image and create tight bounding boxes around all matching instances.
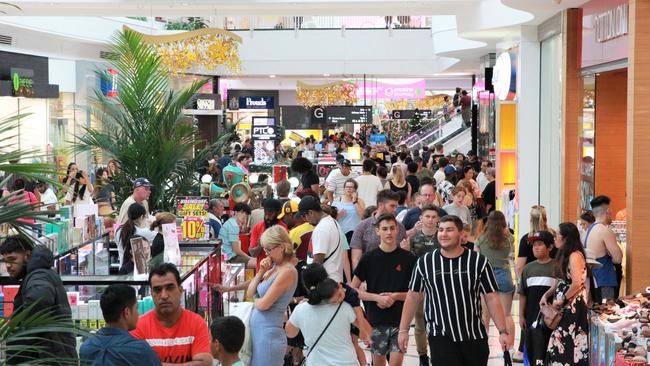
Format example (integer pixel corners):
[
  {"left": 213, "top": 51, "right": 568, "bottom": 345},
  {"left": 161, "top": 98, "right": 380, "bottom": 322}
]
[
  {"left": 251, "top": 117, "right": 276, "bottom": 165},
  {"left": 196, "top": 99, "right": 216, "bottom": 110},
  {"left": 239, "top": 96, "right": 274, "bottom": 109},
  {"left": 492, "top": 51, "right": 517, "bottom": 101}
]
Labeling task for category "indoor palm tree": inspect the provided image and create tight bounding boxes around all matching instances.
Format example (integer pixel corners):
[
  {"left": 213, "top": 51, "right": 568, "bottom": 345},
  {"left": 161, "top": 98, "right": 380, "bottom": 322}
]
[
  {"left": 77, "top": 29, "right": 211, "bottom": 212},
  {"left": 0, "top": 114, "right": 87, "bottom": 364}
]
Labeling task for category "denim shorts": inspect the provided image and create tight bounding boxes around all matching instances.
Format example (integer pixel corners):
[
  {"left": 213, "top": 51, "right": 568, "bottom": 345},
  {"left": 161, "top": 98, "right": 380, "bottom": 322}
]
[{"left": 493, "top": 267, "right": 514, "bottom": 293}]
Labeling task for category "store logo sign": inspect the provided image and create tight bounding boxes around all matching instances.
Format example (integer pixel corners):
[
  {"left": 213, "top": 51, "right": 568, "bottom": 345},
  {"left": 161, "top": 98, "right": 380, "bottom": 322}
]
[
  {"left": 239, "top": 96, "right": 274, "bottom": 109},
  {"left": 11, "top": 72, "right": 34, "bottom": 97},
  {"left": 492, "top": 51, "right": 517, "bottom": 101},
  {"left": 595, "top": 4, "right": 628, "bottom": 43}
]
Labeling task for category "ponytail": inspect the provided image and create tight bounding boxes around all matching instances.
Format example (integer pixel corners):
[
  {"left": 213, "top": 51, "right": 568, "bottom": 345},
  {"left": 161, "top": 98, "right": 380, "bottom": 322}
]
[{"left": 306, "top": 278, "right": 338, "bottom": 305}]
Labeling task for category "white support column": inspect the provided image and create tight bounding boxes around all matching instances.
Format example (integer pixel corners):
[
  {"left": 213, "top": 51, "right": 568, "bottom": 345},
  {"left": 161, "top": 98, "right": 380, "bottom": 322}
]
[{"left": 516, "top": 26, "right": 541, "bottom": 237}]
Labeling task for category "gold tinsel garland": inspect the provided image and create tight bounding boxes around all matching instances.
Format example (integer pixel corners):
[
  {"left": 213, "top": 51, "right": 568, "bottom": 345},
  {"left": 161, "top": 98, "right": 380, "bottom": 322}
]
[
  {"left": 124, "top": 26, "right": 242, "bottom": 74},
  {"left": 414, "top": 95, "right": 446, "bottom": 110},
  {"left": 296, "top": 81, "right": 358, "bottom": 107},
  {"left": 384, "top": 99, "right": 409, "bottom": 111}
]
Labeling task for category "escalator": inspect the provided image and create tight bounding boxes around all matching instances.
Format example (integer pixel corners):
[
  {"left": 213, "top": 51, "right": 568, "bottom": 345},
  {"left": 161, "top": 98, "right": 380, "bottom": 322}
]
[{"left": 400, "top": 113, "right": 466, "bottom": 150}]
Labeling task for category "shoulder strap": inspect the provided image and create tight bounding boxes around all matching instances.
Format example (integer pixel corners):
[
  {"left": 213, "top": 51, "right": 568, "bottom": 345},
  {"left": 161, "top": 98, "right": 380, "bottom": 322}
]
[
  {"left": 583, "top": 223, "right": 597, "bottom": 248},
  {"left": 300, "top": 302, "right": 343, "bottom": 365},
  {"left": 323, "top": 220, "right": 342, "bottom": 263}
]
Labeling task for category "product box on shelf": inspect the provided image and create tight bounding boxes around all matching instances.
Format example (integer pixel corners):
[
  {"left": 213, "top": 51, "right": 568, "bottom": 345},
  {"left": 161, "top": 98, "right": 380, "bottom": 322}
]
[
  {"left": 88, "top": 300, "right": 99, "bottom": 329},
  {"left": 78, "top": 303, "right": 88, "bottom": 329}
]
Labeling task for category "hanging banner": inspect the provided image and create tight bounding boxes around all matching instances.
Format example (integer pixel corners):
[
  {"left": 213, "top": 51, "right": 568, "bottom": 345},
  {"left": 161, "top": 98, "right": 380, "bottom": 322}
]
[{"left": 351, "top": 79, "right": 426, "bottom": 100}]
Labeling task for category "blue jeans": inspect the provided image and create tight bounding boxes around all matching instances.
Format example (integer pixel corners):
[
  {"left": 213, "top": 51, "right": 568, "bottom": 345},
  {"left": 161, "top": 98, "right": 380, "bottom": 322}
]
[{"left": 493, "top": 267, "right": 515, "bottom": 293}]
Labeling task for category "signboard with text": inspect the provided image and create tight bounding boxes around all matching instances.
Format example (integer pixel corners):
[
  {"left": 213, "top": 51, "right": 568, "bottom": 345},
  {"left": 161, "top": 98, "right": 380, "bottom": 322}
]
[
  {"left": 390, "top": 109, "right": 432, "bottom": 120},
  {"left": 175, "top": 196, "right": 209, "bottom": 240},
  {"left": 352, "top": 79, "right": 426, "bottom": 100},
  {"left": 238, "top": 96, "right": 274, "bottom": 110},
  {"left": 325, "top": 106, "right": 372, "bottom": 125},
  {"left": 251, "top": 117, "right": 276, "bottom": 165}
]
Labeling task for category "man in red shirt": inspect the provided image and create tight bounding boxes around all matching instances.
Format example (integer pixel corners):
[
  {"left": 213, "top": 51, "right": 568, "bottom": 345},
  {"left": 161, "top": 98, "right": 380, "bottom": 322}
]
[
  {"left": 248, "top": 199, "right": 287, "bottom": 271},
  {"left": 132, "top": 263, "right": 212, "bottom": 365}
]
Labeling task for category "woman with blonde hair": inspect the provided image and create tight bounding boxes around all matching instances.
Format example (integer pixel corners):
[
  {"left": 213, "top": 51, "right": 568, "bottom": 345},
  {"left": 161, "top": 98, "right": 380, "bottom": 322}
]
[
  {"left": 247, "top": 225, "right": 298, "bottom": 366},
  {"left": 474, "top": 210, "right": 515, "bottom": 341},
  {"left": 515, "top": 205, "right": 557, "bottom": 278},
  {"left": 385, "top": 164, "right": 411, "bottom": 212}
]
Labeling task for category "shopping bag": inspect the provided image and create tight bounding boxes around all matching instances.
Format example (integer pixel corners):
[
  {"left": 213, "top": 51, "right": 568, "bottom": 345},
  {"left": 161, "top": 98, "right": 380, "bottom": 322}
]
[
  {"left": 525, "top": 312, "right": 552, "bottom": 366},
  {"left": 504, "top": 351, "right": 513, "bottom": 366},
  {"left": 229, "top": 301, "right": 254, "bottom": 364}
]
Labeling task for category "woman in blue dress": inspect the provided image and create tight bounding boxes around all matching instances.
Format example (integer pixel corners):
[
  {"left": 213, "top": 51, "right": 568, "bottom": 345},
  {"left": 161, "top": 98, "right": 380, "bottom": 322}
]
[{"left": 247, "top": 225, "right": 298, "bottom": 366}]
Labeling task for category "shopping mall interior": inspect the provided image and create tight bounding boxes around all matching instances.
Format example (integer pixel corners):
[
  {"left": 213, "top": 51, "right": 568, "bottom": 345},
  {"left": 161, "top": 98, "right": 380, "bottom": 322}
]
[{"left": 0, "top": 0, "right": 649, "bottom": 365}]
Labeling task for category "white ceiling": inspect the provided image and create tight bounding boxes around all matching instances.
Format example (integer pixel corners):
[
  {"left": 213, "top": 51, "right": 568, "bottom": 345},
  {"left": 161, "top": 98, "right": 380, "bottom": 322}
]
[{"left": 0, "top": 0, "right": 590, "bottom": 76}]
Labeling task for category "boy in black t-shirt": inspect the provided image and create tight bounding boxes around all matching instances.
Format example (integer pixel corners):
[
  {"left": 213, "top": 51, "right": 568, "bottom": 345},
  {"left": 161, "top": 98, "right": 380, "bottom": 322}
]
[
  {"left": 519, "top": 231, "right": 556, "bottom": 365},
  {"left": 352, "top": 214, "right": 416, "bottom": 366}
]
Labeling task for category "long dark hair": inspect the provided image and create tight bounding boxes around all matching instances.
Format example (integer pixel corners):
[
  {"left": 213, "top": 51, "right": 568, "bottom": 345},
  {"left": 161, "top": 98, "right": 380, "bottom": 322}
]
[
  {"left": 480, "top": 211, "right": 510, "bottom": 250},
  {"left": 64, "top": 162, "right": 77, "bottom": 185},
  {"left": 301, "top": 263, "right": 338, "bottom": 305},
  {"left": 119, "top": 203, "right": 147, "bottom": 246},
  {"left": 555, "top": 222, "right": 586, "bottom": 278},
  {"left": 72, "top": 171, "right": 87, "bottom": 203}
]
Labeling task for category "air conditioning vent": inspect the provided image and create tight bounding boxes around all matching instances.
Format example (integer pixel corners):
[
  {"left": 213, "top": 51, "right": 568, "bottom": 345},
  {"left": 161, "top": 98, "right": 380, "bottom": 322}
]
[
  {"left": 0, "top": 34, "right": 13, "bottom": 46},
  {"left": 99, "top": 51, "right": 118, "bottom": 60}
]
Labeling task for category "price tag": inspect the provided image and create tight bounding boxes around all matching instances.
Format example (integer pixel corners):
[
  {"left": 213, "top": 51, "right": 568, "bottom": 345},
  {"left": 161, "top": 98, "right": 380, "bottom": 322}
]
[{"left": 181, "top": 217, "right": 206, "bottom": 240}]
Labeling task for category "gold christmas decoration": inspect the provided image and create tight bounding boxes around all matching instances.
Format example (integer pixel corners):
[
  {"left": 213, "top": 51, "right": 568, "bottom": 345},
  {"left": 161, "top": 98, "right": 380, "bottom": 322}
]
[
  {"left": 384, "top": 99, "right": 409, "bottom": 111},
  {"left": 415, "top": 95, "right": 446, "bottom": 110},
  {"left": 296, "top": 80, "right": 358, "bottom": 107},
  {"left": 124, "top": 26, "right": 242, "bottom": 74}
]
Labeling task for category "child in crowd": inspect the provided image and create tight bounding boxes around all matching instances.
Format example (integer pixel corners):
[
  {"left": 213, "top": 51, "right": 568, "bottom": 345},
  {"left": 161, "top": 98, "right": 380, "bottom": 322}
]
[
  {"left": 461, "top": 223, "right": 474, "bottom": 251},
  {"left": 210, "top": 316, "right": 246, "bottom": 366},
  {"left": 518, "top": 231, "right": 557, "bottom": 365}
]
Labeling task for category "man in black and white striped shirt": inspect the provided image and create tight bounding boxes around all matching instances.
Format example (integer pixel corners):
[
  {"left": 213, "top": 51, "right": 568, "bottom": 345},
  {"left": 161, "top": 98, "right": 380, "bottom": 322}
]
[{"left": 398, "top": 215, "right": 513, "bottom": 365}]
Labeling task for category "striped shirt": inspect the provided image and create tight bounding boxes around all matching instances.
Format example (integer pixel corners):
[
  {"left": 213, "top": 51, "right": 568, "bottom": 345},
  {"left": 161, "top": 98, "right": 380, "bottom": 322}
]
[{"left": 409, "top": 248, "right": 498, "bottom": 342}]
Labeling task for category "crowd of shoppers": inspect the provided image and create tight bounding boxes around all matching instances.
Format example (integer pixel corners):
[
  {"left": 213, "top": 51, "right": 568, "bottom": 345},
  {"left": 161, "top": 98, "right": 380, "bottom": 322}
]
[{"left": 0, "top": 127, "right": 627, "bottom": 366}]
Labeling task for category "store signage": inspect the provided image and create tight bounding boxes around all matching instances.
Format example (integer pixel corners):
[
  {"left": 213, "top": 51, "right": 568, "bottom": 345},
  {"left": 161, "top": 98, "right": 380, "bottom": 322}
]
[
  {"left": 239, "top": 96, "right": 275, "bottom": 109},
  {"left": 251, "top": 117, "right": 276, "bottom": 165},
  {"left": 370, "top": 134, "right": 386, "bottom": 144},
  {"left": 595, "top": 4, "right": 628, "bottom": 43},
  {"left": 176, "top": 196, "right": 209, "bottom": 218},
  {"left": 325, "top": 106, "right": 372, "bottom": 125},
  {"left": 11, "top": 70, "right": 35, "bottom": 98},
  {"left": 228, "top": 96, "right": 239, "bottom": 110},
  {"left": 352, "top": 79, "right": 426, "bottom": 100},
  {"left": 176, "top": 196, "right": 209, "bottom": 240},
  {"left": 390, "top": 109, "right": 432, "bottom": 120},
  {"left": 492, "top": 51, "right": 517, "bottom": 101},
  {"left": 196, "top": 98, "right": 216, "bottom": 110}
]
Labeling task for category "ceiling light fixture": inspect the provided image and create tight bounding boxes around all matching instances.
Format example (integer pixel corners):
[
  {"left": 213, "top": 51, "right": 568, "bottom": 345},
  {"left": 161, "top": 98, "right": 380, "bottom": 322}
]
[
  {"left": 269, "top": 75, "right": 276, "bottom": 78},
  {"left": 323, "top": 73, "right": 330, "bottom": 77}
]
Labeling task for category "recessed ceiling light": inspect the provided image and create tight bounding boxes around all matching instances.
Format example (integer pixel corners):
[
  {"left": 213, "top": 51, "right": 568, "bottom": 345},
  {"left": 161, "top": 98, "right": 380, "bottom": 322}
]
[
  {"left": 269, "top": 75, "right": 276, "bottom": 78},
  {"left": 323, "top": 73, "right": 330, "bottom": 77}
]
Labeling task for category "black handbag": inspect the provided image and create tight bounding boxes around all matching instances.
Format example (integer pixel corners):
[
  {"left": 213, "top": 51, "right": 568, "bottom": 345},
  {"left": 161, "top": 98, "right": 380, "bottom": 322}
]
[{"left": 524, "top": 312, "right": 552, "bottom": 366}]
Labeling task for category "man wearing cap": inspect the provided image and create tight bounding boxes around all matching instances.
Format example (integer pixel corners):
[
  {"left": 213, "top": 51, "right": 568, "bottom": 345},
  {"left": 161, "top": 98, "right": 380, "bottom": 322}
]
[
  {"left": 299, "top": 196, "right": 347, "bottom": 283},
  {"left": 285, "top": 200, "right": 314, "bottom": 261},
  {"left": 325, "top": 159, "right": 358, "bottom": 204},
  {"left": 585, "top": 195, "right": 623, "bottom": 303},
  {"left": 437, "top": 166, "right": 456, "bottom": 205},
  {"left": 117, "top": 178, "right": 153, "bottom": 225},
  {"left": 248, "top": 199, "right": 287, "bottom": 271}
]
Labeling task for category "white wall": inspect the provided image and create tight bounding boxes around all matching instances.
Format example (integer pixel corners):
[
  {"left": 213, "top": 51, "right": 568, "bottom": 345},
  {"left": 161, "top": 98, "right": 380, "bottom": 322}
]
[{"left": 515, "top": 25, "right": 541, "bottom": 238}]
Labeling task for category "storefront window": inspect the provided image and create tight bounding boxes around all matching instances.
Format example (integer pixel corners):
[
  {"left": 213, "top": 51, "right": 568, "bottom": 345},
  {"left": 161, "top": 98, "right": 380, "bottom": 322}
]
[{"left": 579, "top": 75, "right": 596, "bottom": 213}]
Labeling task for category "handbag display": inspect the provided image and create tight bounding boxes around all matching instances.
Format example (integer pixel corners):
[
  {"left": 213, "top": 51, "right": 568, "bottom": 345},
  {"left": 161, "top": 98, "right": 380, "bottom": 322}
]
[{"left": 540, "top": 303, "right": 563, "bottom": 330}]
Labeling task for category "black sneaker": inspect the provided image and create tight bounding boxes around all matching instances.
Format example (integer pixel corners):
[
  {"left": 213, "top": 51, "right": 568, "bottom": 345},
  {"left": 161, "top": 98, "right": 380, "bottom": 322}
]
[{"left": 419, "top": 354, "right": 430, "bottom": 366}]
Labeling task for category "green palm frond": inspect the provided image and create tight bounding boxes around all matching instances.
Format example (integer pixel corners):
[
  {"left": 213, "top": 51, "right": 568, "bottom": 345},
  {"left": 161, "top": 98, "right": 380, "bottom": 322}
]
[
  {"left": 0, "top": 302, "right": 90, "bottom": 365},
  {"left": 76, "top": 29, "right": 211, "bottom": 211}
]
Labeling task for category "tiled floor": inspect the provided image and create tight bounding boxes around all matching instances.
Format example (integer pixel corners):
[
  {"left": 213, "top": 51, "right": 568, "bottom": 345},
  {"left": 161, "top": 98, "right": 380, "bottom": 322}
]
[{"left": 363, "top": 299, "right": 523, "bottom": 366}]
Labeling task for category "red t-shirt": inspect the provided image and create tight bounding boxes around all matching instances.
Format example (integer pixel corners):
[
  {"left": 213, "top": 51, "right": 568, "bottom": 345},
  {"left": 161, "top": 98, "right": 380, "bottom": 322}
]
[
  {"left": 249, "top": 221, "right": 288, "bottom": 271},
  {"left": 131, "top": 309, "right": 210, "bottom": 364}
]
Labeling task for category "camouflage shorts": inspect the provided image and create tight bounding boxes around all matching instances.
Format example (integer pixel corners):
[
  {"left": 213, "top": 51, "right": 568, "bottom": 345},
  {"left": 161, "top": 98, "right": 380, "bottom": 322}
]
[{"left": 370, "top": 326, "right": 401, "bottom": 355}]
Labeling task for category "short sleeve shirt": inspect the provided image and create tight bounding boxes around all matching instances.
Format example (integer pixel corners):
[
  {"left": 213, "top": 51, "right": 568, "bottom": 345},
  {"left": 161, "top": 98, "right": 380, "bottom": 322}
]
[
  {"left": 354, "top": 247, "right": 416, "bottom": 327},
  {"left": 218, "top": 217, "right": 240, "bottom": 260},
  {"left": 350, "top": 215, "right": 407, "bottom": 254},
  {"left": 410, "top": 230, "right": 440, "bottom": 257},
  {"left": 131, "top": 309, "right": 210, "bottom": 364},
  {"left": 308, "top": 215, "right": 345, "bottom": 282}
]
